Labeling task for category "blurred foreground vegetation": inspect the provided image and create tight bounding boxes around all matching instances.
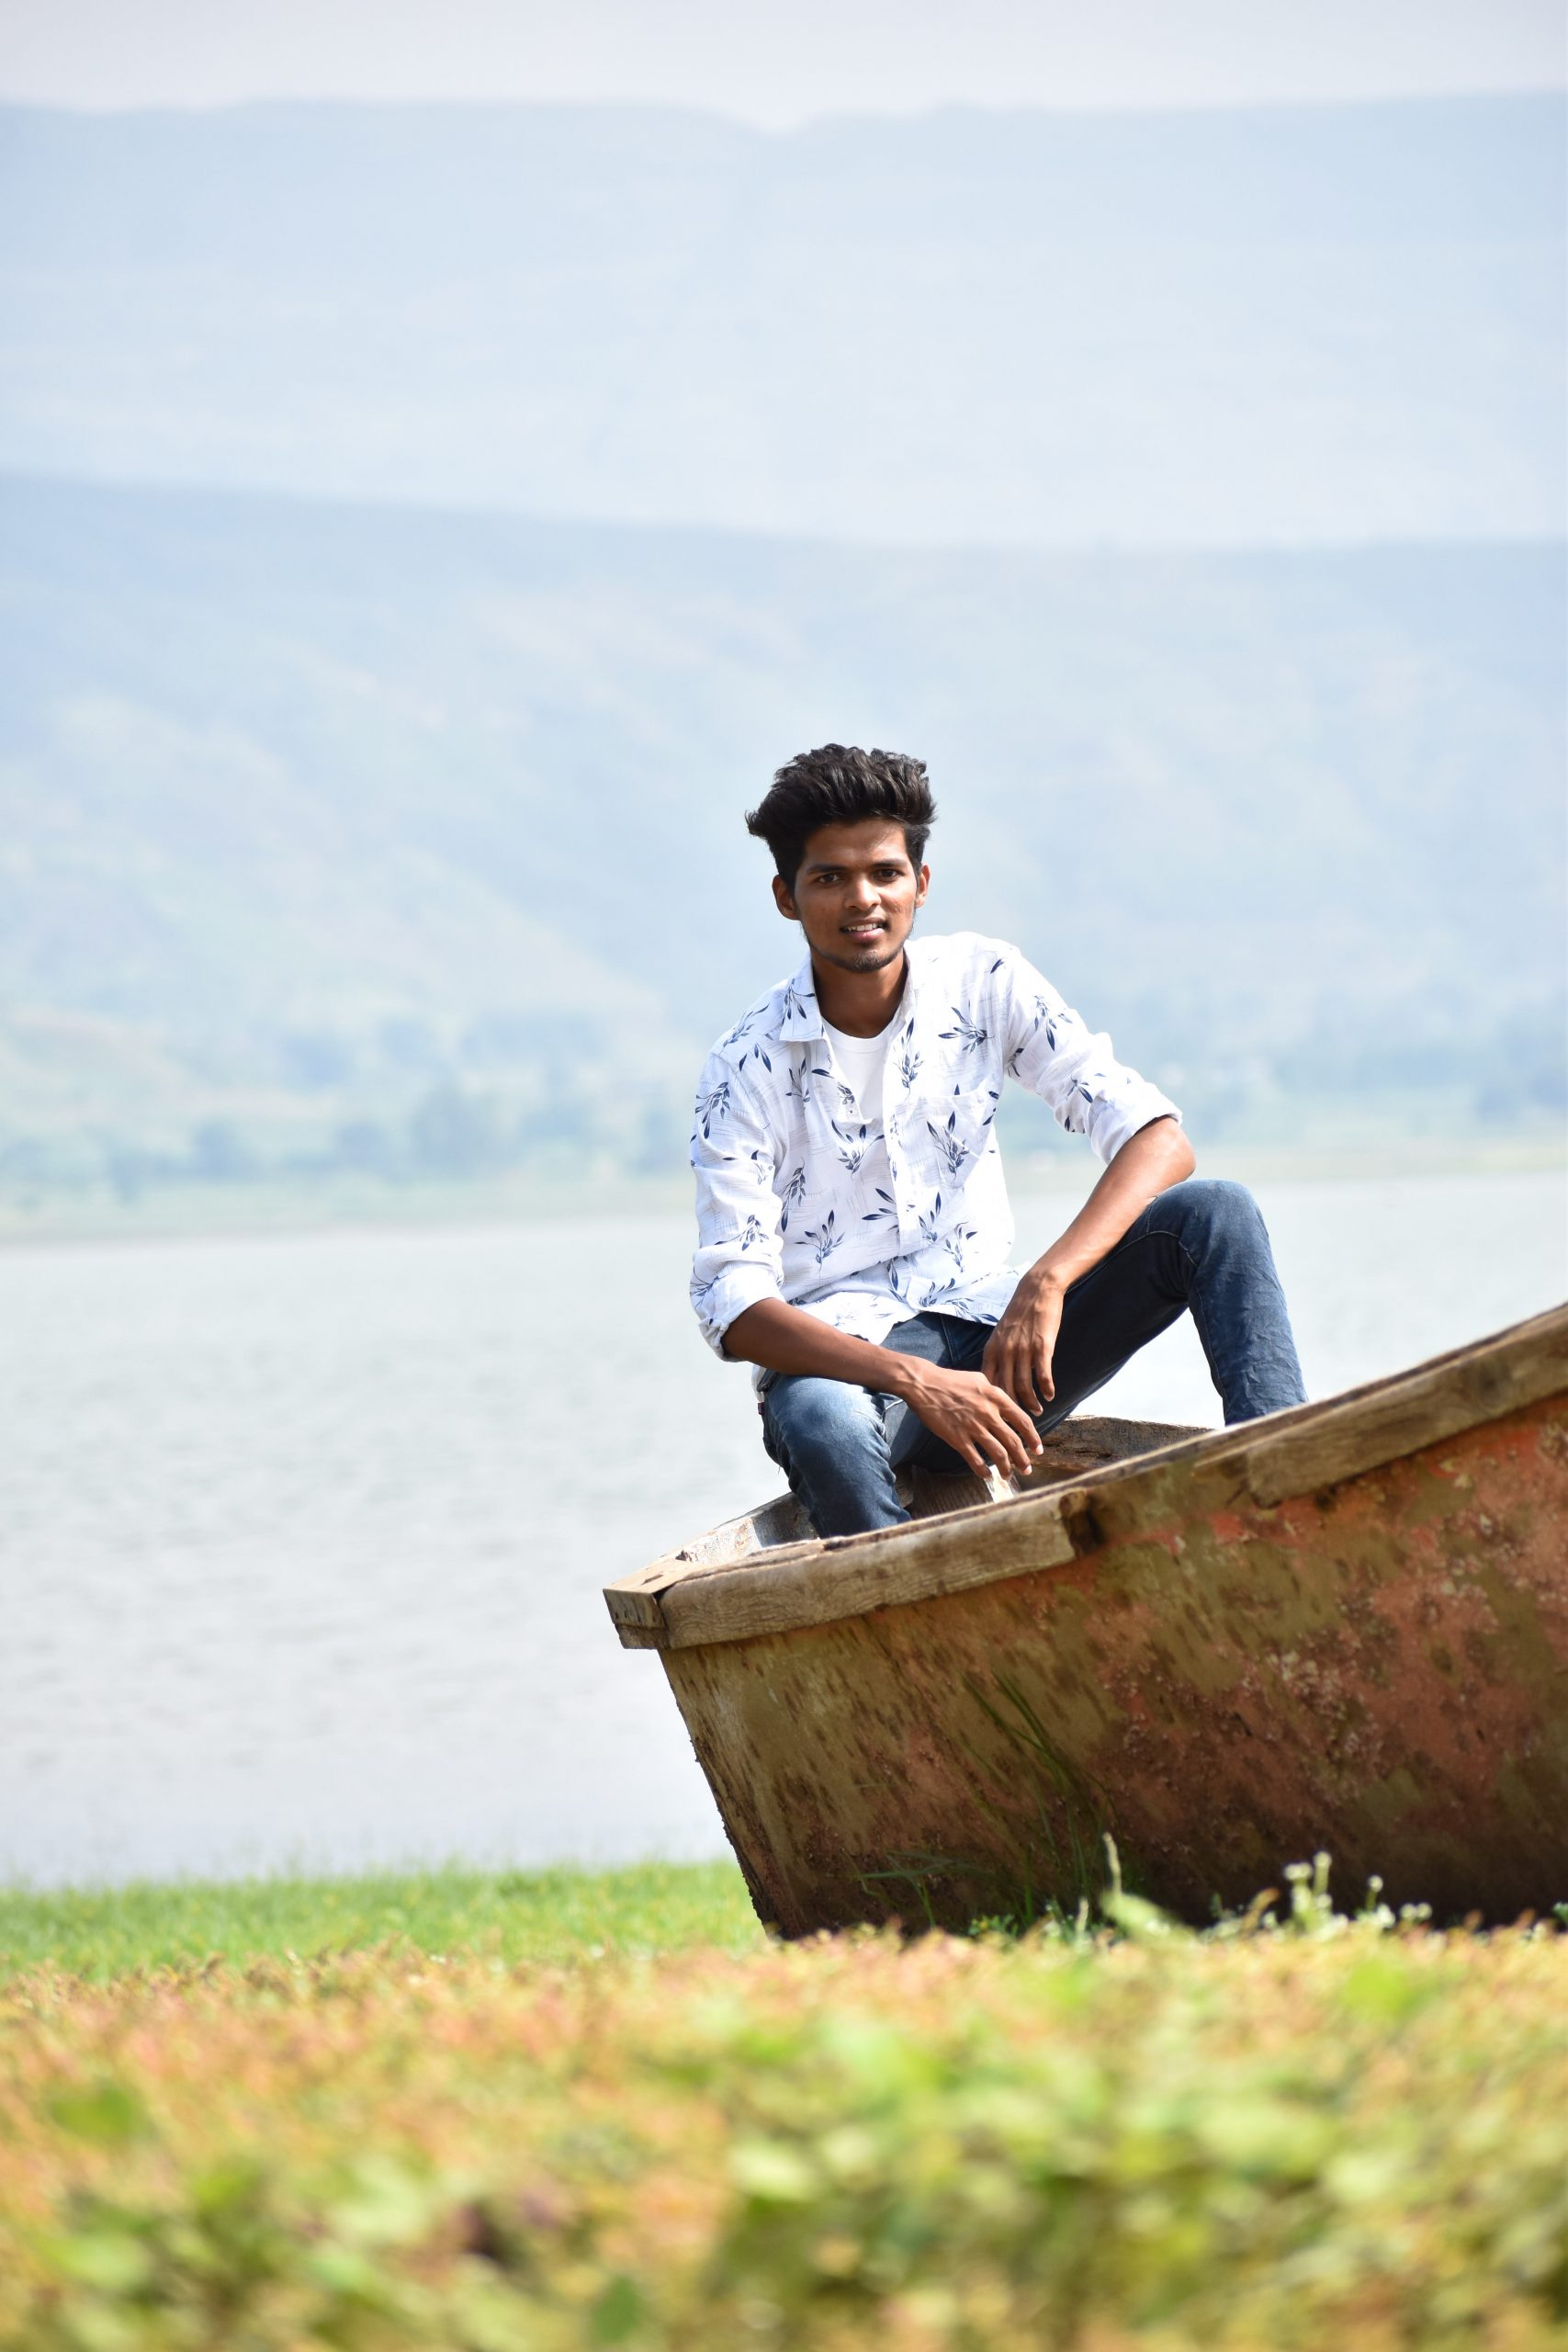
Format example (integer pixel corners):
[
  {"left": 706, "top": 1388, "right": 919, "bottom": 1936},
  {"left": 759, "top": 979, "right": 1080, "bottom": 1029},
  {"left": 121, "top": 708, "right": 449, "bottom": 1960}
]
[{"left": 3, "top": 1860, "right": 1566, "bottom": 2347}]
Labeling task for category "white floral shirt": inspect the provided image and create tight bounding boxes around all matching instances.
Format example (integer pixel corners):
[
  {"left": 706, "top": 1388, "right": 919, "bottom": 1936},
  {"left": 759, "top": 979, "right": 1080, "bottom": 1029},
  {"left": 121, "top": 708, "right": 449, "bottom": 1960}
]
[{"left": 689, "top": 931, "right": 1181, "bottom": 1373}]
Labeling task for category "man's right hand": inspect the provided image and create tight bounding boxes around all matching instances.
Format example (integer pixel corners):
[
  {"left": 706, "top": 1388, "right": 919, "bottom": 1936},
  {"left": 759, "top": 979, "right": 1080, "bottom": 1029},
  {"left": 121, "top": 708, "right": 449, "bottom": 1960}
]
[
  {"left": 723, "top": 1298, "right": 1043, "bottom": 1479},
  {"left": 891, "top": 1361, "right": 1043, "bottom": 1481}
]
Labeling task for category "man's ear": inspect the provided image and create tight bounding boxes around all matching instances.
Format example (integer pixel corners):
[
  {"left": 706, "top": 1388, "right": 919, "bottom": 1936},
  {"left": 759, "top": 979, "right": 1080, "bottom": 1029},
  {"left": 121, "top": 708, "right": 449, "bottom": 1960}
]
[
  {"left": 914, "top": 863, "right": 931, "bottom": 908},
  {"left": 771, "top": 872, "right": 799, "bottom": 922}
]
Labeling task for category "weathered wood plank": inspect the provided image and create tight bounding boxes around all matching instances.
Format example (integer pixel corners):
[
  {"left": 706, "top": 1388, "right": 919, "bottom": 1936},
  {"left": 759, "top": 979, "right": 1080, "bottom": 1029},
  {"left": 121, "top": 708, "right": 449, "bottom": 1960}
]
[
  {"left": 604, "top": 1542, "right": 821, "bottom": 1637},
  {"left": 605, "top": 1307, "right": 1568, "bottom": 1651},
  {"left": 656, "top": 1487, "right": 1090, "bottom": 1649},
  {"left": 1221, "top": 1304, "right": 1568, "bottom": 1509},
  {"left": 602, "top": 1561, "right": 684, "bottom": 1634},
  {"left": 611, "top": 1621, "right": 671, "bottom": 1651},
  {"left": 603, "top": 1416, "right": 1204, "bottom": 1645}
]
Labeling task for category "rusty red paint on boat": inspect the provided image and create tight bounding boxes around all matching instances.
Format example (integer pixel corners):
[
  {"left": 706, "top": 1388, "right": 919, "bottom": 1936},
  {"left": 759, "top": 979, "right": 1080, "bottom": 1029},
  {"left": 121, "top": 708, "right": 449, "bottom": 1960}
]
[{"left": 606, "top": 1308, "right": 1568, "bottom": 1931}]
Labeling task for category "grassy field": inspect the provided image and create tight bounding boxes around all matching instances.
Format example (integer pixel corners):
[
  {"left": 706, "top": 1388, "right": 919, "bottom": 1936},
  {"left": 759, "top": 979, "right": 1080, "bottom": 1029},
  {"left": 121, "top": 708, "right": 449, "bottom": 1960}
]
[
  {"left": 3, "top": 1860, "right": 1567, "bottom": 2348},
  {"left": 0, "top": 1860, "right": 761, "bottom": 1982}
]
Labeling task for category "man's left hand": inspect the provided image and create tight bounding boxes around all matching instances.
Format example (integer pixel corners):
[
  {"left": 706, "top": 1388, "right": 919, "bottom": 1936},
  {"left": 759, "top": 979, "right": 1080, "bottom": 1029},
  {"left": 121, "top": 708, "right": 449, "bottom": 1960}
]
[{"left": 982, "top": 1272, "right": 1065, "bottom": 1419}]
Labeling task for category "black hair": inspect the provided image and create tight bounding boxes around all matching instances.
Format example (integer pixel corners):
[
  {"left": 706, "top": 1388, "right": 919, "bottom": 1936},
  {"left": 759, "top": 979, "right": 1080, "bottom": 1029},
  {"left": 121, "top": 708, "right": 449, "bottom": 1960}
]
[{"left": 744, "top": 744, "right": 936, "bottom": 885}]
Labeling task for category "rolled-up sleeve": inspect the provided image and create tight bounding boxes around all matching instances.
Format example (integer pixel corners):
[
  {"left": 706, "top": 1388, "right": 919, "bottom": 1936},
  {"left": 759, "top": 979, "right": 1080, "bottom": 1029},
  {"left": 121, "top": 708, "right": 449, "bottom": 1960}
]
[
  {"left": 689, "top": 1055, "right": 785, "bottom": 1358},
  {"left": 999, "top": 949, "right": 1181, "bottom": 1166}
]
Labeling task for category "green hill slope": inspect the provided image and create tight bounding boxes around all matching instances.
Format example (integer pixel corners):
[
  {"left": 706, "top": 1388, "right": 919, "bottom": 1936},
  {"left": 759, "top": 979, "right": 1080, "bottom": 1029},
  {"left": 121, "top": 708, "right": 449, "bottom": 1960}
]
[{"left": 0, "top": 475, "right": 1562, "bottom": 1194}]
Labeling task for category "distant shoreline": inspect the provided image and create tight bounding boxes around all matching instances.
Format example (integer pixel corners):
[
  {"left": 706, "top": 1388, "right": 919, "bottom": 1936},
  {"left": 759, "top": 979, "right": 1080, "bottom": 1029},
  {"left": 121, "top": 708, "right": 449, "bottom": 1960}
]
[{"left": 0, "top": 1135, "right": 1562, "bottom": 1253}]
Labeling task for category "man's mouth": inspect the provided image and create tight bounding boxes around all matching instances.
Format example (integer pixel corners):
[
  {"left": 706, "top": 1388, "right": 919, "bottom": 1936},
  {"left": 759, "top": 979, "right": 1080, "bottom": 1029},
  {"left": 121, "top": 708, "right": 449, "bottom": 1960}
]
[{"left": 842, "top": 922, "right": 886, "bottom": 938}]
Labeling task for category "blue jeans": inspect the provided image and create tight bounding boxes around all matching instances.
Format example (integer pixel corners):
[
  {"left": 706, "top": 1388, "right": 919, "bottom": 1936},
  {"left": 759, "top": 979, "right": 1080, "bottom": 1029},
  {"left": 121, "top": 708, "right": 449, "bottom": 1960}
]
[{"left": 761, "top": 1178, "right": 1306, "bottom": 1537}]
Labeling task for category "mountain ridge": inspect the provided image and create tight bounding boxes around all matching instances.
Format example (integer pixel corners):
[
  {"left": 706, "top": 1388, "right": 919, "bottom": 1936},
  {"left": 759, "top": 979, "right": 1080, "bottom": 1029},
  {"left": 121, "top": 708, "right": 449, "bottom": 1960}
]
[{"left": 2, "top": 471, "right": 1561, "bottom": 1193}]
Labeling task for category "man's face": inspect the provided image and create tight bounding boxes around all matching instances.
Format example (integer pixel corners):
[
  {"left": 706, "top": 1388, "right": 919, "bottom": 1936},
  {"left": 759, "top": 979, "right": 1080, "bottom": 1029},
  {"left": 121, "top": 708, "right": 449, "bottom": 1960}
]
[{"left": 773, "top": 820, "right": 930, "bottom": 975}]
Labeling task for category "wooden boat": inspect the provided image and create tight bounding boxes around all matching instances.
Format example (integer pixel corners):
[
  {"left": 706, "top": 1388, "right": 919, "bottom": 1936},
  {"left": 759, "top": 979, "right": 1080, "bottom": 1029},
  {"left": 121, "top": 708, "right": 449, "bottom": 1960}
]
[{"left": 605, "top": 1304, "right": 1568, "bottom": 1932}]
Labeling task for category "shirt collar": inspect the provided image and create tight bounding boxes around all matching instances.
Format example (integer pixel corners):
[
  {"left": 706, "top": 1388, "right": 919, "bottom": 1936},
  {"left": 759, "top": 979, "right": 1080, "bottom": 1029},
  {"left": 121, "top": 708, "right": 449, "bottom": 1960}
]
[{"left": 767, "top": 942, "right": 926, "bottom": 1044}]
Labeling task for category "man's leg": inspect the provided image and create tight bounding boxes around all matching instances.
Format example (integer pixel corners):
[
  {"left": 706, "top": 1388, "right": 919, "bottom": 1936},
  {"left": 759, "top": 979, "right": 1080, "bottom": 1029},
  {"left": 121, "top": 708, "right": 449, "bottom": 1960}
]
[
  {"left": 761, "top": 1313, "right": 951, "bottom": 1537},
  {"left": 761, "top": 1182, "right": 1303, "bottom": 1533},
  {"left": 997, "top": 1176, "right": 1306, "bottom": 1430}
]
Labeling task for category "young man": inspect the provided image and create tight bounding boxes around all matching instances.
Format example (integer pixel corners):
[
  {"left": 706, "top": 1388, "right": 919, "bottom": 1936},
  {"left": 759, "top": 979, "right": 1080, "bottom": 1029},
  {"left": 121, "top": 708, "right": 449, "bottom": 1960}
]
[{"left": 690, "top": 745, "right": 1305, "bottom": 1537}]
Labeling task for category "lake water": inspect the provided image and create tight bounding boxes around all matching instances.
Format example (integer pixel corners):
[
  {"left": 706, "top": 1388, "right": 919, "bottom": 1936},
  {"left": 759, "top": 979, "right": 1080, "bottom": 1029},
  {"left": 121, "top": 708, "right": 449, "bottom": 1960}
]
[{"left": 2, "top": 1168, "right": 1564, "bottom": 1889}]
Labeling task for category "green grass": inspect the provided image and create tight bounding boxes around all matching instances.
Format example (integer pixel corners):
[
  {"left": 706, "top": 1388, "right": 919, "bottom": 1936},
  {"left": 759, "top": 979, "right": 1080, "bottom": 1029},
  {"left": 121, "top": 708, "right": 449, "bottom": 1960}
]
[{"left": 0, "top": 1858, "right": 762, "bottom": 1981}]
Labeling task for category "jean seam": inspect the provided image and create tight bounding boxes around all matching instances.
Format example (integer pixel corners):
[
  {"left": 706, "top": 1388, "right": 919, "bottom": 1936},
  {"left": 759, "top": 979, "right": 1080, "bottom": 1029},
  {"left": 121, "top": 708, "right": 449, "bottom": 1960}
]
[
  {"left": 1081, "top": 1213, "right": 1189, "bottom": 1288},
  {"left": 1075, "top": 1218, "right": 1226, "bottom": 1403},
  {"left": 1122, "top": 1216, "right": 1285, "bottom": 1418},
  {"left": 1080, "top": 1215, "right": 1199, "bottom": 1303},
  {"left": 1179, "top": 1240, "right": 1221, "bottom": 1395}
]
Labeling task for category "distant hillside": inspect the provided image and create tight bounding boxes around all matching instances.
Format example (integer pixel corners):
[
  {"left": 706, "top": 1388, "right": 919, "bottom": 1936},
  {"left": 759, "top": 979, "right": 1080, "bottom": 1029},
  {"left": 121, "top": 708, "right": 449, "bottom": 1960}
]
[
  {"left": 0, "top": 475, "right": 1562, "bottom": 1194},
  {"left": 0, "top": 96, "right": 1562, "bottom": 547}
]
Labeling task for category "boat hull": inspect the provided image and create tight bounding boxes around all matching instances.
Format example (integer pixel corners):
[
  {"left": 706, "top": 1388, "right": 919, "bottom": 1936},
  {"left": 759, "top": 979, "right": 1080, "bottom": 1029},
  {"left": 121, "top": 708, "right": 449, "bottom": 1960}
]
[{"left": 609, "top": 1310, "right": 1568, "bottom": 1931}]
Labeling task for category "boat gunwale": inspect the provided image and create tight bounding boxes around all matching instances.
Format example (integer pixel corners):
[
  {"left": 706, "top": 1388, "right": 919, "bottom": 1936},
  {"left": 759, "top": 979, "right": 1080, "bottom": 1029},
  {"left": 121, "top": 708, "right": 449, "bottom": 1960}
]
[
  {"left": 643, "top": 1412, "right": 1205, "bottom": 1575},
  {"left": 605, "top": 1299, "right": 1568, "bottom": 1653}
]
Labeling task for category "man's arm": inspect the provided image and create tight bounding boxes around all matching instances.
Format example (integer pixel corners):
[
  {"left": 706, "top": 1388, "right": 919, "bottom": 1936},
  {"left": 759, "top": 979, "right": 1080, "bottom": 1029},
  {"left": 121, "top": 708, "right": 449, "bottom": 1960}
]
[
  {"left": 688, "top": 1057, "right": 1033, "bottom": 1478},
  {"left": 981, "top": 1114, "right": 1194, "bottom": 1414},
  {"left": 723, "top": 1299, "right": 1044, "bottom": 1481}
]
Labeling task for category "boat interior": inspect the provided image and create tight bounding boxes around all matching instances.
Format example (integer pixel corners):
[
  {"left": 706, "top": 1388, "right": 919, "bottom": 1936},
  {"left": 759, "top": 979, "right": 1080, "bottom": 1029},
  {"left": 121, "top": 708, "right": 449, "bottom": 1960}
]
[{"left": 670, "top": 1414, "right": 1209, "bottom": 1567}]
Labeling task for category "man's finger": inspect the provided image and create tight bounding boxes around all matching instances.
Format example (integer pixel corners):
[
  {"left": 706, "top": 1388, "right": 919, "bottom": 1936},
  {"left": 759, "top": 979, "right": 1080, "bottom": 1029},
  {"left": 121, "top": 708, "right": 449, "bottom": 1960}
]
[
  {"left": 994, "top": 1389, "right": 1043, "bottom": 1456},
  {"left": 984, "top": 1425, "right": 1027, "bottom": 1477},
  {"left": 1033, "top": 1346, "right": 1055, "bottom": 1403},
  {"left": 988, "top": 1340, "right": 1034, "bottom": 1420},
  {"left": 981, "top": 1335, "right": 1046, "bottom": 1435}
]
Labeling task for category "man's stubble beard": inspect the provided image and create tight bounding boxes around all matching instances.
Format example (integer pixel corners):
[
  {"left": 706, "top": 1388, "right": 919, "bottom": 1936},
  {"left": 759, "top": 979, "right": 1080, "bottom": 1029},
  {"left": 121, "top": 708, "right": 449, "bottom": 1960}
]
[
  {"left": 812, "top": 915, "right": 916, "bottom": 977},
  {"left": 818, "top": 938, "right": 907, "bottom": 975}
]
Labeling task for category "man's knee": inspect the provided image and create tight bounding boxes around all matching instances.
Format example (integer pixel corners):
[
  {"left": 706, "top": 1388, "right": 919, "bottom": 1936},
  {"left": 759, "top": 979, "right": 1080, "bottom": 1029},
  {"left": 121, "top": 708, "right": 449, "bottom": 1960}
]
[
  {"left": 1156, "top": 1176, "right": 1268, "bottom": 1253},
  {"left": 764, "top": 1376, "right": 884, "bottom": 1476}
]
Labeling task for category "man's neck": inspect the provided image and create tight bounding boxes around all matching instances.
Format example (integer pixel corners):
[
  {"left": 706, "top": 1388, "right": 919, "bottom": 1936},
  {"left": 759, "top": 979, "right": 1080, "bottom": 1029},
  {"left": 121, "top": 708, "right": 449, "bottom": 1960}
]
[{"left": 811, "top": 949, "right": 909, "bottom": 1038}]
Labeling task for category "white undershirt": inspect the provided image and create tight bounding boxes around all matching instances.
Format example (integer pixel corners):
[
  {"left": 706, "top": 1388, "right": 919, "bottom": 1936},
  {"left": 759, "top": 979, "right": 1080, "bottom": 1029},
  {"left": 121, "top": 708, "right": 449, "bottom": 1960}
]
[{"left": 822, "top": 1010, "right": 897, "bottom": 1114}]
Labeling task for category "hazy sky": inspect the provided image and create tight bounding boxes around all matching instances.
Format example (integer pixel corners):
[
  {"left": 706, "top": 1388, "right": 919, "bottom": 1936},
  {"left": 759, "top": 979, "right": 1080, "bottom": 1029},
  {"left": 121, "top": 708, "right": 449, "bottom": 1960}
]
[{"left": 2, "top": 0, "right": 1563, "bottom": 122}]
